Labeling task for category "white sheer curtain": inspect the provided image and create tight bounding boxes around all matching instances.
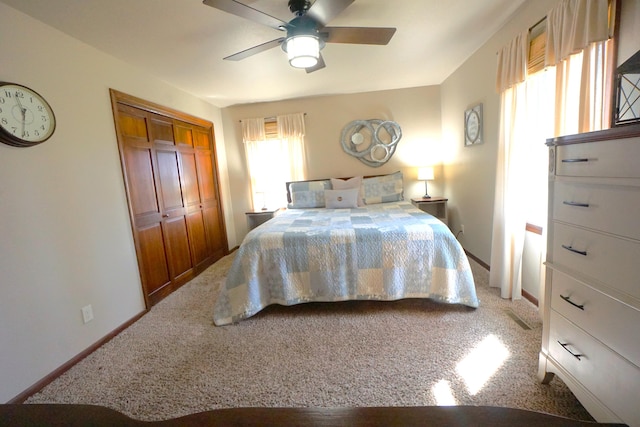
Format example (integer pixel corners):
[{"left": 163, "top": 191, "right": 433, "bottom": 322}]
[
  {"left": 277, "top": 112, "right": 308, "bottom": 186},
  {"left": 490, "top": 0, "right": 612, "bottom": 299},
  {"left": 242, "top": 113, "right": 307, "bottom": 210},
  {"left": 490, "top": 71, "right": 556, "bottom": 299}
]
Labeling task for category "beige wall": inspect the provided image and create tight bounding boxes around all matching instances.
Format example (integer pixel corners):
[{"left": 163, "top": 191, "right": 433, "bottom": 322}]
[
  {"left": 222, "top": 86, "right": 443, "bottom": 244},
  {"left": 619, "top": 0, "right": 640, "bottom": 64},
  {"left": 0, "top": 3, "right": 233, "bottom": 403}
]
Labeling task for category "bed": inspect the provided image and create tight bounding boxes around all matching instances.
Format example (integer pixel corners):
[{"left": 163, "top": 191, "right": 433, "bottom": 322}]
[{"left": 213, "top": 172, "right": 478, "bottom": 325}]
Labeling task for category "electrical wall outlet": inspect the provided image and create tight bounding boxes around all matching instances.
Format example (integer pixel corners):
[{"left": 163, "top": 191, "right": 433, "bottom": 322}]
[
  {"left": 81, "top": 305, "right": 94, "bottom": 324},
  {"left": 461, "top": 224, "right": 465, "bottom": 234}
]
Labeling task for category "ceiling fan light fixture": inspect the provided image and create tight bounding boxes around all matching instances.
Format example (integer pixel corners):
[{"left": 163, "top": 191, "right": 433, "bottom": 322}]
[{"left": 285, "top": 35, "right": 320, "bottom": 68}]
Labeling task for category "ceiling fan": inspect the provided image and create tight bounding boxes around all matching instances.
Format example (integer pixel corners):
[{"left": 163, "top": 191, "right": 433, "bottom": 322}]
[{"left": 203, "top": 0, "right": 396, "bottom": 73}]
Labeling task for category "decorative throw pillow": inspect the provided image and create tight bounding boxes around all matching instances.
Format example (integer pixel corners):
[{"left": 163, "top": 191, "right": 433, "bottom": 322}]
[
  {"left": 288, "top": 180, "right": 332, "bottom": 208},
  {"left": 324, "top": 188, "right": 360, "bottom": 209},
  {"left": 330, "top": 176, "right": 364, "bottom": 206},
  {"left": 362, "top": 171, "right": 404, "bottom": 204}
]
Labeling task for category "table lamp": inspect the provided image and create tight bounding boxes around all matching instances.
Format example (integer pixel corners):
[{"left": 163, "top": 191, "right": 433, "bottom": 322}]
[{"left": 418, "top": 167, "right": 434, "bottom": 199}]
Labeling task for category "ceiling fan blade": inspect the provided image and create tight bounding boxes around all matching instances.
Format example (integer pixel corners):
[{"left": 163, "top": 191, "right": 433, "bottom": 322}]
[
  {"left": 223, "top": 37, "right": 285, "bottom": 61},
  {"left": 307, "top": 0, "right": 354, "bottom": 27},
  {"left": 203, "top": 0, "right": 287, "bottom": 30},
  {"left": 322, "top": 27, "right": 396, "bottom": 45},
  {"left": 305, "top": 54, "right": 326, "bottom": 73}
]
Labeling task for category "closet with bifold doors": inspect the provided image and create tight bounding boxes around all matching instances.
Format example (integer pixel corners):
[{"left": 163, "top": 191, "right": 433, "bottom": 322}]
[{"left": 110, "top": 90, "right": 227, "bottom": 307}]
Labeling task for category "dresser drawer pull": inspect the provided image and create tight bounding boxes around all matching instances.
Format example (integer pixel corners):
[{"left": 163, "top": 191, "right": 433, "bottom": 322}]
[
  {"left": 562, "top": 201, "right": 590, "bottom": 208},
  {"left": 560, "top": 294, "right": 585, "bottom": 310},
  {"left": 558, "top": 341, "right": 583, "bottom": 360},
  {"left": 561, "top": 244, "right": 587, "bottom": 256},
  {"left": 561, "top": 158, "right": 589, "bottom": 163}
]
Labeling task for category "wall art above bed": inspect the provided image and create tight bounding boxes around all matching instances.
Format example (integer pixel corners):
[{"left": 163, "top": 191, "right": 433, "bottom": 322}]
[{"left": 340, "top": 119, "right": 402, "bottom": 167}]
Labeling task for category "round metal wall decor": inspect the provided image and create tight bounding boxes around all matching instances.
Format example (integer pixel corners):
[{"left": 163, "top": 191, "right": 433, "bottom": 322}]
[{"left": 340, "top": 119, "right": 402, "bottom": 167}]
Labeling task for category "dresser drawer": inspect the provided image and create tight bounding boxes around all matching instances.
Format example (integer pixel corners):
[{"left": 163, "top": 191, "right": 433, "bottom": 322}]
[
  {"left": 551, "top": 222, "right": 640, "bottom": 301},
  {"left": 556, "top": 137, "right": 640, "bottom": 178},
  {"left": 553, "top": 180, "right": 640, "bottom": 240},
  {"left": 549, "top": 311, "right": 640, "bottom": 425},
  {"left": 550, "top": 270, "right": 640, "bottom": 366}
]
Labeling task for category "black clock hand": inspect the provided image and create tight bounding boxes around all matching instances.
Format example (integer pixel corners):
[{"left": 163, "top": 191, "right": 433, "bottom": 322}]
[{"left": 14, "top": 92, "right": 26, "bottom": 136}]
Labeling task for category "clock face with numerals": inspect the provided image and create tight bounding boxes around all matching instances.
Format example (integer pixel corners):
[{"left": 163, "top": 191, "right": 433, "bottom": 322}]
[{"left": 0, "top": 82, "right": 56, "bottom": 147}]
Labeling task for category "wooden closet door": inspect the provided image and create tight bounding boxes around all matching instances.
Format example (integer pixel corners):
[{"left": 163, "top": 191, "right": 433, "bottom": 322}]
[
  {"left": 175, "top": 121, "right": 210, "bottom": 270},
  {"left": 194, "top": 127, "right": 224, "bottom": 260},
  {"left": 149, "top": 115, "right": 194, "bottom": 285},
  {"left": 116, "top": 105, "right": 171, "bottom": 300},
  {"left": 111, "top": 90, "right": 228, "bottom": 308},
  {"left": 181, "top": 150, "right": 210, "bottom": 269}
]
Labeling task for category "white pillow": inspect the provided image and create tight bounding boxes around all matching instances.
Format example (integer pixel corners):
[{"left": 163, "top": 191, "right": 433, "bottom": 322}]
[
  {"left": 330, "top": 176, "right": 364, "bottom": 207},
  {"left": 324, "top": 188, "right": 360, "bottom": 209}
]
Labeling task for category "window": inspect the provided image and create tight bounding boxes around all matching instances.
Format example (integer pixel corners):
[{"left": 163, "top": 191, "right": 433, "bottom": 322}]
[
  {"left": 242, "top": 114, "right": 307, "bottom": 210},
  {"left": 491, "top": 0, "right": 617, "bottom": 299}
]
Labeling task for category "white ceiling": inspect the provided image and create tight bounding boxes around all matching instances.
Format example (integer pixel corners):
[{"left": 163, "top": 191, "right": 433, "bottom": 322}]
[{"left": 2, "top": 0, "right": 526, "bottom": 108}]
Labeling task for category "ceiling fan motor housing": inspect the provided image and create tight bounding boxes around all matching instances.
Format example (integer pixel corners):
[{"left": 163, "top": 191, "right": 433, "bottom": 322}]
[
  {"left": 288, "top": 0, "right": 312, "bottom": 16},
  {"left": 282, "top": 15, "right": 325, "bottom": 51}
]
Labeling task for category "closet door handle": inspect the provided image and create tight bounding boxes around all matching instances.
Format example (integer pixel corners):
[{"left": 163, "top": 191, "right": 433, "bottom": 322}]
[
  {"left": 562, "top": 158, "right": 589, "bottom": 163},
  {"left": 562, "top": 244, "right": 587, "bottom": 256},
  {"left": 563, "top": 201, "right": 590, "bottom": 208},
  {"left": 162, "top": 214, "right": 170, "bottom": 218},
  {"left": 557, "top": 341, "right": 583, "bottom": 360},
  {"left": 560, "top": 294, "right": 585, "bottom": 310}
]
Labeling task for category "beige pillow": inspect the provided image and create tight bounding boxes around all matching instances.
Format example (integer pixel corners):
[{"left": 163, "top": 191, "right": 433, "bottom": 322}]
[
  {"left": 324, "top": 188, "right": 360, "bottom": 209},
  {"left": 331, "top": 176, "right": 364, "bottom": 207}
]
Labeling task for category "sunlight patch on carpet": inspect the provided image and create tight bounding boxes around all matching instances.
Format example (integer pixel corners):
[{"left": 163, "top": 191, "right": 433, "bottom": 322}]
[
  {"left": 432, "top": 380, "right": 458, "bottom": 406},
  {"left": 456, "top": 334, "right": 510, "bottom": 395}
]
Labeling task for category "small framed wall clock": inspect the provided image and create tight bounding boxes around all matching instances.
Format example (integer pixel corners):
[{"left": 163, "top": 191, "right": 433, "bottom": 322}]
[
  {"left": 0, "top": 81, "right": 56, "bottom": 147},
  {"left": 464, "top": 103, "right": 483, "bottom": 146}
]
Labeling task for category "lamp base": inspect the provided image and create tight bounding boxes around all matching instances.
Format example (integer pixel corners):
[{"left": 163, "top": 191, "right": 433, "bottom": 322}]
[{"left": 422, "top": 181, "right": 431, "bottom": 199}]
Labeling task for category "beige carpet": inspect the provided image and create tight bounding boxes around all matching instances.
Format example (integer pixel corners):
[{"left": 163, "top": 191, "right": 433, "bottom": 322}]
[{"left": 26, "top": 254, "right": 593, "bottom": 422}]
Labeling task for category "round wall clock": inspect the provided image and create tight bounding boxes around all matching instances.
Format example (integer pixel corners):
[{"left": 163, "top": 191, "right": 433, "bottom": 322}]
[
  {"left": 464, "top": 103, "right": 483, "bottom": 146},
  {"left": 0, "top": 82, "right": 56, "bottom": 147}
]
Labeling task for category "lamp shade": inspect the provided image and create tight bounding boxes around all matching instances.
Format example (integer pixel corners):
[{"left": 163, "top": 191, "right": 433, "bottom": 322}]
[
  {"left": 285, "top": 35, "right": 319, "bottom": 68},
  {"left": 418, "top": 167, "right": 434, "bottom": 181}
]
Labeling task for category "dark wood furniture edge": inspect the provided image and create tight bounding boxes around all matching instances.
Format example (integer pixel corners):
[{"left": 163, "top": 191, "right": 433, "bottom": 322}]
[
  {"left": 7, "top": 310, "right": 147, "bottom": 404},
  {"left": 0, "top": 405, "right": 627, "bottom": 427},
  {"left": 411, "top": 197, "right": 448, "bottom": 202},
  {"left": 546, "top": 123, "right": 640, "bottom": 146}
]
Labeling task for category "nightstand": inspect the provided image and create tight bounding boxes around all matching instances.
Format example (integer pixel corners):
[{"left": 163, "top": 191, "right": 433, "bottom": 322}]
[
  {"left": 411, "top": 197, "right": 448, "bottom": 226},
  {"left": 246, "top": 208, "right": 280, "bottom": 230}
]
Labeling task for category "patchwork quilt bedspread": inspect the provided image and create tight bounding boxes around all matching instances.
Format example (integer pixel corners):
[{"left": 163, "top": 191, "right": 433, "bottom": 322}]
[{"left": 213, "top": 201, "right": 479, "bottom": 325}]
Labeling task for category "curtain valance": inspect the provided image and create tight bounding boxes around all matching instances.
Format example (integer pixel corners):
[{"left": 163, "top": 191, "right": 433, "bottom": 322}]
[
  {"left": 241, "top": 117, "right": 266, "bottom": 143},
  {"left": 241, "top": 113, "right": 306, "bottom": 142},
  {"left": 495, "top": 0, "right": 611, "bottom": 93},
  {"left": 277, "top": 113, "right": 306, "bottom": 138},
  {"left": 546, "top": 0, "right": 610, "bottom": 66},
  {"left": 496, "top": 30, "right": 528, "bottom": 93}
]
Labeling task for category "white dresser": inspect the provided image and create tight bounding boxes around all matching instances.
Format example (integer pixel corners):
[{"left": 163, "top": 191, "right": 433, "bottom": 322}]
[{"left": 539, "top": 124, "right": 640, "bottom": 426}]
